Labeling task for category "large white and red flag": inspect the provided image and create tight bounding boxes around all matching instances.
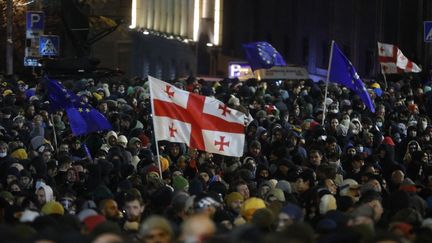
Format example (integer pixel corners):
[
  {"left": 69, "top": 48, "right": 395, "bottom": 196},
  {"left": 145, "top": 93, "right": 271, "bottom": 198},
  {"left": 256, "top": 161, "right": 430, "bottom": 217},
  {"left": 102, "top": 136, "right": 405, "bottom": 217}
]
[
  {"left": 149, "top": 76, "right": 250, "bottom": 157},
  {"left": 377, "top": 42, "right": 421, "bottom": 74}
]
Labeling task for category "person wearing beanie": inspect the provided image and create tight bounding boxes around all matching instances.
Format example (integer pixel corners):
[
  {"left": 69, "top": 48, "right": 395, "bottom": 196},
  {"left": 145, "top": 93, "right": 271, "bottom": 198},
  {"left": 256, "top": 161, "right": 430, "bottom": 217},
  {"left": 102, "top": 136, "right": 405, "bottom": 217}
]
[
  {"left": 265, "top": 188, "right": 286, "bottom": 205},
  {"left": 276, "top": 203, "right": 304, "bottom": 231},
  {"left": 240, "top": 197, "right": 266, "bottom": 222},
  {"left": 6, "top": 167, "right": 20, "bottom": 185},
  {"left": 0, "top": 191, "right": 14, "bottom": 205},
  {"left": 10, "top": 148, "right": 28, "bottom": 161},
  {"left": 78, "top": 208, "right": 98, "bottom": 222},
  {"left": 83, "top": 215, "right": 107, "bottom": 234},
  {"left": 225, "top": 192, "right": 244, "bottom": 220},
  {"left": 172, "top": 175, "right": 189, "bottom": 192},
  {"left": 41, "top": 201, "right": 64, "bottom": 216},
  {"left": 138, "top": 215, "right": 173, "bottom": 243},
  {"left": 159, "top": 156, "right": 170, "bottom": 172}
]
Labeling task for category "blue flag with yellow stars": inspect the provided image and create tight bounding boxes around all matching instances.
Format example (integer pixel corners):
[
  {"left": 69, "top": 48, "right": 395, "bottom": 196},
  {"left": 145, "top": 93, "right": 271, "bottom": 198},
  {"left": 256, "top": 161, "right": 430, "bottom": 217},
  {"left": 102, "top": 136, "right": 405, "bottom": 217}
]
[
  {"left": 328, "top": 42, "right": 375, "bottom": 113},
  {"left": 242, "top": 41, "right": 287, "bottom": 71},
  {"left": 46, "top": 79, "right": 112, "bottom": 136}
]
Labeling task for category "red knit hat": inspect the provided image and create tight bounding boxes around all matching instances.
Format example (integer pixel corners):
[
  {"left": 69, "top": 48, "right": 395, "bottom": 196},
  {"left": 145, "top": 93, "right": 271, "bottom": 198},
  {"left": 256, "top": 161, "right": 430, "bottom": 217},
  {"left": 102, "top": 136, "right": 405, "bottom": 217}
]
[
  {"left": 383, "top": 136, "right": 395, "bottom": 146},
  {"left": 83, "top": 215, "right": 106, "bottom": 232}
]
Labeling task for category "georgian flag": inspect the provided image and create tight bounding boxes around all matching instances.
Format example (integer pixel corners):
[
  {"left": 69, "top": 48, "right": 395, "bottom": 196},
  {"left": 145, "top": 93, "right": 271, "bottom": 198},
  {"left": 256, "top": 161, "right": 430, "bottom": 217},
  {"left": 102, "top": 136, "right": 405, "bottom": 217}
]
[
  {"left": 149, "top": 76, "right": 250, "bottom": 157},
  {"left": 377, "top": 42, "right": 421, "bottom": 73}
]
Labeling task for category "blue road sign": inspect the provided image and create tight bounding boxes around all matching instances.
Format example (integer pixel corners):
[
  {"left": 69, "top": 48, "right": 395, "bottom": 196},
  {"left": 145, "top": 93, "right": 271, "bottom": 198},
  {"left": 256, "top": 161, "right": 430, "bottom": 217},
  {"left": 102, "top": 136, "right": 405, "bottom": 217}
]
[
  {"left": 26, "top": 11, "right": 45, "bottom": 31},
  {"left": 39, "top": 35, "right": 60, "bottom": 56},
  {"left": 425, "top": 21, "right": 432, "bottom": 43}
]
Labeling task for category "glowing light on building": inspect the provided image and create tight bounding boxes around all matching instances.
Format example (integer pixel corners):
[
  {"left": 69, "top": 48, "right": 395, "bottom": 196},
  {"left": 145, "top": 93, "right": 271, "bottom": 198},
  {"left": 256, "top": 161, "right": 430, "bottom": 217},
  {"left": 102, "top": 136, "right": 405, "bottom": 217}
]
[
  {"left": 213, "top": 0, "right": 221, "bottom": 45},
  {"left": 193, "top": 0, "right": 200, "bottom": 41},
  {"left": 129, "top": 0, "right": 137, "bottom": 29}
]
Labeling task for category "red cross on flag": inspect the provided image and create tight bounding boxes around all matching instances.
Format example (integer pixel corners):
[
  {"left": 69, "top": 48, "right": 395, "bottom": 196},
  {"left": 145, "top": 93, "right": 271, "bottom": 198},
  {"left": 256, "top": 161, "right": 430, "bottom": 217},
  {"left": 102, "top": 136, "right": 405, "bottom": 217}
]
[
  {"left": 377, "top": 42, "right": 421, "bottom": 74},
  {"left": 149, "top": 76, "right": 250, "bottom": 157}
]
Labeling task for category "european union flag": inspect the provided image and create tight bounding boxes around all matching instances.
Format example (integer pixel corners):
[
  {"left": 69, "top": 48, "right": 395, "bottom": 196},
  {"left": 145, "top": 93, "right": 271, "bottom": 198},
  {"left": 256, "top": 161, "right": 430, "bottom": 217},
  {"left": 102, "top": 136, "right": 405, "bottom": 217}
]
[
  {"left": 46, "top": 79, "right": 112, "bottom": 136},
  {"left": 46, "top": 78, "right": 80, "bottom": 110},
  {"left": 328, "top": 42, "right": 375, "bottom": 113},
  {"left": 242, "top": 41, "right": 287, "bottom": 71}
]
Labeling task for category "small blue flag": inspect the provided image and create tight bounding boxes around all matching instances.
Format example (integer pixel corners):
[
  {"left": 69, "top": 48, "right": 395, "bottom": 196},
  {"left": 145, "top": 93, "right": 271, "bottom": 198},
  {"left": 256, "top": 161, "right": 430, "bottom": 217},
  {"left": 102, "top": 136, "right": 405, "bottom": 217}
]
[
  {"left": 46, "top": 79, "right": 112, "bottom": 136},
  {"left": 328, "top": 42, "right": 375, "bottom": 113},
  {"left": 242, "top": 41, "right": 287, "bottom": 71}
]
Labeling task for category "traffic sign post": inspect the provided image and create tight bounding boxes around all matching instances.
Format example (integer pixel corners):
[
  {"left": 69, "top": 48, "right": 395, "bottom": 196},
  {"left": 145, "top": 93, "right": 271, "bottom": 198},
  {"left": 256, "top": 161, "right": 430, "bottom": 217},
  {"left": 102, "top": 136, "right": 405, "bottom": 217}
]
[
  {"left": 25, "top": 11, "right": 45, "bottom": 66},
  {"left": 39, "top": 35, "right": 60, "bottom": 57},
  {"left": 424, "top": 21, "right": 432, "bottom": 43}
]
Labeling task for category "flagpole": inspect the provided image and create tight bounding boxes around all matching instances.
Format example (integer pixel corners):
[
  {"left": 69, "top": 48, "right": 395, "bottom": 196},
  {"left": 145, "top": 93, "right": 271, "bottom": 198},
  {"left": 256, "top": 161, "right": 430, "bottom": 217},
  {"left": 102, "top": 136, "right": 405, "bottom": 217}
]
[
  {"left": 50, "top": 114, "right": 58, "bottom": 153},
  {"left": 322, "top": 40, "right": 335, "bottom": 126},
  {"left": 380, "top": 64, "right": 388, "bottom": 91},
  {"left": 148, "top": 77, "right": 163, "bottom": 178}
]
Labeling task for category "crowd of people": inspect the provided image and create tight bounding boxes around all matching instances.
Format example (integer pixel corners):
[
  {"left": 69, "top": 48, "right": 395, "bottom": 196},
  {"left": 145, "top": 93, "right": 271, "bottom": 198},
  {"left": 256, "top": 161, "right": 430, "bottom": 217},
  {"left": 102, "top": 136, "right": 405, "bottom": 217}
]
[{"left": 0, "top": 72, "right": 431, "bottom": 243}]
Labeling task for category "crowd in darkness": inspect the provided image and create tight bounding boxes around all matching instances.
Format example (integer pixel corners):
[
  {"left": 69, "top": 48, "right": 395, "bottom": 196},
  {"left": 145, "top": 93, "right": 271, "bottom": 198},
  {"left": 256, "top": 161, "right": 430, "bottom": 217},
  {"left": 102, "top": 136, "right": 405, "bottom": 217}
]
[{"left": 0, "top": 72, "right": 432, "bottom": 243}]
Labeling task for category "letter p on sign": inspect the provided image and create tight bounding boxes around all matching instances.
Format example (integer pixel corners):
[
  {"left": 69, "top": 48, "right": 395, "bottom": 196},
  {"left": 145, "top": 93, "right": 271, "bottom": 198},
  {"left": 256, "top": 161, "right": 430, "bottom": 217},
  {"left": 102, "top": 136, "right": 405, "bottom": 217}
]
[{"left": 26, "top": 11, "right": 45, "bottom": 31}]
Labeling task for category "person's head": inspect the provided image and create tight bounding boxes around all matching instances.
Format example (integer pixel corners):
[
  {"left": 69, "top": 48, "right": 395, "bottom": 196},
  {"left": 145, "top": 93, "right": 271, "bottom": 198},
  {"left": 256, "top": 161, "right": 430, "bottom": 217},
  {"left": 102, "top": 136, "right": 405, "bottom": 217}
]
[
  {"left": 295, "top": 170, "right": 315, "bottom": 193},
  {"left": 124, "top": 191, "right": 145, "bottom": 221},
  {"left": 325, "top": 136, "right": 338, "bottom": 153},
  {"left": 330, "top": 118, "right": 339, "bottom": 130},
  {"left": 19, "top": 170, "right": 33, "bottom": 189},
  {"left": 139, "top": 216, "right": 173, "bottom": 243},
  {"left": 277, "top": 203, "right": 304, "bottom": 231},
  {"left": 324, "top": 178, "right": 337, "bottom": 194},
  {"left": 66, "top": 168, "right": 78, "bottom": 184},
  {"left": 360, "top": 190, "right": 383, "bottom": 222},
  {"left": 346, "top": 146, "right": 357, "bottom": 157},
  {"left": 309, "top": 149, "right": 323, "bottom": 167},
  {"left": 339, "top": 179, "right": 360, "bottom": 202},
  {"left": 58, "top": 143, "right": 69, "bottom": 153},
  {"left": 36, "top": 184, "right": 54, "bottom": 205},
  {"left": 169, "top": 143, "right": 181, "bottom": 158},
  {"left": 225, "top": 192, "right": 244, "bottom": 213},
  {"left": 0, "top": 141, "right": 8, "bottom": 158},
  {"left": 180, "top": 214, "right": 216, "bottom": 243},
  {"left": 6, "top": 167, "right": 19, "bottom": 185},
  {"left": 248, "top": 140, "right": 261, "bottom": 157},
  {"left": 391, "top": 170, "right": 405, "bottom": 185},
  {"left": 233, "top": 180, "right": 250, "bottom": 199},
  {"left": 100, "top": 199, "right": 120, "bottom": 220},
  {"left": 351, "top": 155, "right": 365, "bottom": 171}
]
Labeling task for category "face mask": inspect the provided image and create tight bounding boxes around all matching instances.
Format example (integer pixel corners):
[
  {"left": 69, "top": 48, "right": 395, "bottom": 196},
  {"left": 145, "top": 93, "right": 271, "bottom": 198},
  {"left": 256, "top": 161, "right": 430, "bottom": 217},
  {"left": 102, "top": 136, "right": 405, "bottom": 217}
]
[
  {"left": 376, "top": 122, "right": 383, "bottom": 127},
  {"left": 0, "top": 152, "right": 7, "bottom": 158}
]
